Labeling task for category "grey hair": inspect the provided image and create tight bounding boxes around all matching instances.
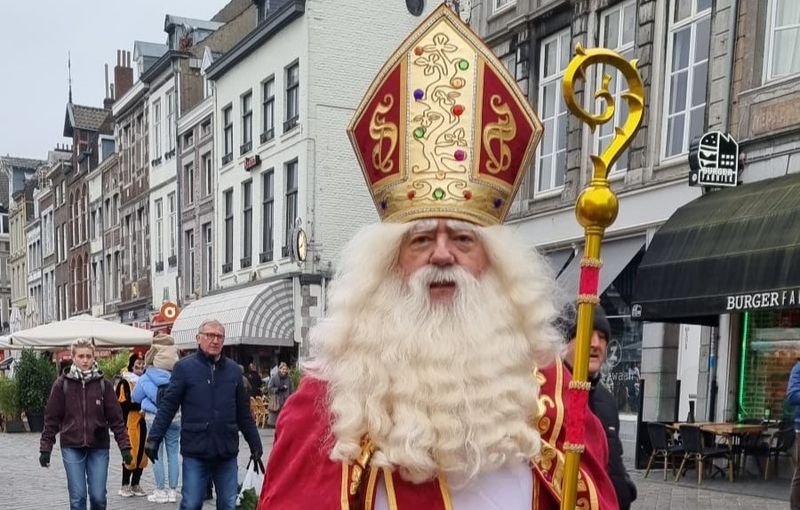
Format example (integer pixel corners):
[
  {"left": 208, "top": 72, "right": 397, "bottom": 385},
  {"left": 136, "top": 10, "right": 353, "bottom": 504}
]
[
  {"left": 70, "top": 338, "right": 95, "bottom": 356},
  {"left": 197, "top": 319, "right": 225, "bottom": 335}
]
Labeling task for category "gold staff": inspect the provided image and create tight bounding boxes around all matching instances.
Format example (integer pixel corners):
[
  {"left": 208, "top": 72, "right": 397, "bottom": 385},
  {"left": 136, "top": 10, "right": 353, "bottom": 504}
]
[{"left": 559, "top": 44, "right": 644, "bottom": 510}]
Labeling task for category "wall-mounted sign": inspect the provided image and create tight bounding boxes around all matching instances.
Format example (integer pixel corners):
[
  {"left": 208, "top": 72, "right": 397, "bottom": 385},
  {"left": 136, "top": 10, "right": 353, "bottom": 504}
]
[
  {"left": 726, "top": 289, "right": 800, "bottom": 311},
  {"left": 688, "top": 131, "right": 739, "bottom": 187},
  {"left": 244, "top": 154, "right": 261, "bottom": 171}
]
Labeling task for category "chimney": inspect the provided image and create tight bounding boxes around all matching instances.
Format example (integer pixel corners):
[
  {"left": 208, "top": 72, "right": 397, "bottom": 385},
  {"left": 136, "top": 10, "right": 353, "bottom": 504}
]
[
  {"left": 103, "top": 63, "right": 114, "bottom": 110},
  {"left": 113, "top": 49, "right": 133, "bottom": 100}
]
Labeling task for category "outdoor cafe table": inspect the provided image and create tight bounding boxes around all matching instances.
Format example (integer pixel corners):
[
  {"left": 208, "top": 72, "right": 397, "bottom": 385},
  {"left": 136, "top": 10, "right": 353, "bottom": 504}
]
[{"left": 672, "top": 422, "right": 766, "bottom": 481}]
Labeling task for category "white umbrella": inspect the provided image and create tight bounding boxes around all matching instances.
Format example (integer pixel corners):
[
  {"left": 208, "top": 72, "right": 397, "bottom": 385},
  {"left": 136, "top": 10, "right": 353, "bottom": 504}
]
[{"left": 11, "top": 314, "right": 153, "bottom": 348}]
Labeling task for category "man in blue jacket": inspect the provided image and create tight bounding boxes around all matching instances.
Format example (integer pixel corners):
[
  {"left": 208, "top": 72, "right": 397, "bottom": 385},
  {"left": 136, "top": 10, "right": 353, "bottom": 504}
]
[
  {"left": 786, "top": 359, "right": 800, "bottom": 510},
  {"left": 145, "top": 319, "right": 263, "bottom": 510}
]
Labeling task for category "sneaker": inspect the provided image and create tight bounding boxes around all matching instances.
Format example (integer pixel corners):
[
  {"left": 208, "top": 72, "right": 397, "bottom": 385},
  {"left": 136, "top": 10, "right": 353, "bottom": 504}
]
[
  {"left": 147, "top": 489, "right": 169, "bottom": 503},
  {"left": 131, "top": 485, "right": 147, "bottom": 497},
  {"left": 118, "top": 486, "right": 133, "bottom": 497},
  {"left": 167, "top": 489, "right": 177, "bottom": 502}
]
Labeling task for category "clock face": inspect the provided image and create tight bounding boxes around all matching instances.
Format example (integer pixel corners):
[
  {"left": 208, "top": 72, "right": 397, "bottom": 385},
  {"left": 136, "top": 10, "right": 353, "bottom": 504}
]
[
  {"left": 295, "top": 229, "right": 308, "bottom": 262},
  {"left": 406, "top": 0, "right": 424, "bottom": 16}
]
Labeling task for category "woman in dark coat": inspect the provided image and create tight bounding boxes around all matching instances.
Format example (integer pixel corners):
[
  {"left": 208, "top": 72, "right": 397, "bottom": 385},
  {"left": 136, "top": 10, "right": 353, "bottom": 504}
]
[
  {"left": 115, "top": 353, "right": 148, "bottom": 497},
  {"left": 267, "top": 362, "right": 294, "bottom": 427}
]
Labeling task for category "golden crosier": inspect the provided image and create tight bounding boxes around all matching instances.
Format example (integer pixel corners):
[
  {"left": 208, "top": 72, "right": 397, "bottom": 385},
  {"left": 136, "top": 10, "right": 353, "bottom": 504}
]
[{"left": 559, "top": 44, "right": 645, "bottom": 510}]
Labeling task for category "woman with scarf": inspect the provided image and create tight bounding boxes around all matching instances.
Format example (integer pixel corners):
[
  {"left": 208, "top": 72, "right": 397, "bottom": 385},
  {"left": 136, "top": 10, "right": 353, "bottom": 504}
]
[
  {"left": 115, "top": 353, "right": 148, "bottom": 497},
  {"left": 40, "top": 338, "right": 132, "bottom": 510},
  {"left": 266, "top": 362, "right": 294, "bottom": 427}
]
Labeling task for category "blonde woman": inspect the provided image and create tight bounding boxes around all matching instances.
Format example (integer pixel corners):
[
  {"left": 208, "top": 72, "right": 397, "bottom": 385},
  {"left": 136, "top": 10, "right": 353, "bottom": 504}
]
[{"left": 40, "top": 338, "right": 132, "bottom": 510}]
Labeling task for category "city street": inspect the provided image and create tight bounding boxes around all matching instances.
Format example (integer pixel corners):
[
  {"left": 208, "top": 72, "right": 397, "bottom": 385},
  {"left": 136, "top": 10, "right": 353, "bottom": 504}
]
[{"left": 0, "top": 427, "right": 791, "bottom": 509}]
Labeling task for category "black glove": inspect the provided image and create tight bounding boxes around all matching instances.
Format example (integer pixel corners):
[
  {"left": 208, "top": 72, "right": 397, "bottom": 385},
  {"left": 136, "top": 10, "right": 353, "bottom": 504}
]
[
  {"left": 144, "top": 439, "right": 159, "bottom": 462},
  {"left": 39, "top": 451, "right": 50, "bottom": 468},
  {"left": 251, "top": 448, "right": 263, "bottom": 463},
  {"left": 121, "top": 448, "right": 133, "bottom": 465}
]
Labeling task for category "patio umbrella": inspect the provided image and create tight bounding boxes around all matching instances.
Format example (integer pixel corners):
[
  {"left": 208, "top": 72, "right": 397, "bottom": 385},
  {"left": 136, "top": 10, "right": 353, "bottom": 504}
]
[{"left": 10, "top": 314, "right": 153, "bottom": 348}]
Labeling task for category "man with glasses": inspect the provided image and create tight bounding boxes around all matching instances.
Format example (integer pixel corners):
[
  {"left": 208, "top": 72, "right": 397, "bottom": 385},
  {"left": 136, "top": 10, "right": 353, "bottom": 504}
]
[{"left": 145, "top": 319, "right": 262, "bottom": 509}]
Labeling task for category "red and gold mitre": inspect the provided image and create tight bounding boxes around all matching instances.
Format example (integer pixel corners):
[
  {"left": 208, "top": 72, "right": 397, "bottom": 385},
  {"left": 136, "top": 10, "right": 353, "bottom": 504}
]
[{"left": 347, "top": 4, "right": 543, "bottom": 226}]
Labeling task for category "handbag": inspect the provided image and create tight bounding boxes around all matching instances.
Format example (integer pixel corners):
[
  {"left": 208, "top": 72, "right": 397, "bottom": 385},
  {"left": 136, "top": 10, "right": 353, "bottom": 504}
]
[{"left": 267, "top": 393, "right": 281, "bottom": 412}]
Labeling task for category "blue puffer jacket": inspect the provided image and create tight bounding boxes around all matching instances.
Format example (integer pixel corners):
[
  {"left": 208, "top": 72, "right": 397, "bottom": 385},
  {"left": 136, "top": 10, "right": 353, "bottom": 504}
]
[
  {"left": 131, "top": 367, "right": 171, "bottom": 416},
  {"left": 146, "top": 351, "right": 261, "bottom": 460},
  {"left": 786, "top": 361, "right": 800, "bottom": 431}
]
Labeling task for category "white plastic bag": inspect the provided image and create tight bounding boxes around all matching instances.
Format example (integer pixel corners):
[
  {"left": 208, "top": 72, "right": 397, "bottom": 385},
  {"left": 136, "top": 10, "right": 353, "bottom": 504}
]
[{"left": 236, "top": 458, "right": 265, "bottom": 508}]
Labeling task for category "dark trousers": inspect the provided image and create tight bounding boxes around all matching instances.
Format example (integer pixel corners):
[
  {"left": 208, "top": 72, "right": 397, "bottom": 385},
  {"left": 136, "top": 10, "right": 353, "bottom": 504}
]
[
  {"left": 792, "top": 432, "right": 800, "bottom": 510},
  {"left": 122, "top": 467, "right": 143, "bottom": 486}
]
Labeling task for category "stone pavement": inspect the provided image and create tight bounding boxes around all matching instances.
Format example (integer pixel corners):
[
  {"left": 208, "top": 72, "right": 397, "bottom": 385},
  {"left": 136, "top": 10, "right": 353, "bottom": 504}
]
[
  {"left": 0, "top": 428, "right": 793, "bottom": 509},
  {"left": 0, "top": 428, "right": 274, "bottom": 509}
]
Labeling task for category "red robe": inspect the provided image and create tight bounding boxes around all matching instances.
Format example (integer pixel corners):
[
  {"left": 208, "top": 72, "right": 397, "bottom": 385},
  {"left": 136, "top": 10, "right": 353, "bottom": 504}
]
[{"left": 258, "top": 360, "right": 618, "bottom": 509}]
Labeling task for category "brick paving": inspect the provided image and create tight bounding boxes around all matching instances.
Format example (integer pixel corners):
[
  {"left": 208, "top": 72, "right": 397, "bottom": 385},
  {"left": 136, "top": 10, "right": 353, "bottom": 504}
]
[{"left": 0, "top": 428, "right": 792, "bottom": 509}]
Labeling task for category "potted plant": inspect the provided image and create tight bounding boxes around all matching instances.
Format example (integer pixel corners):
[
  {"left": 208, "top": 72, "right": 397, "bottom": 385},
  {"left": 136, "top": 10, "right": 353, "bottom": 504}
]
[
  {"left": 0, "top": 377, "right": 25, "bottom": 432},
  {"left": 15, "top": 349, "right": 56, "bottom": 433}
]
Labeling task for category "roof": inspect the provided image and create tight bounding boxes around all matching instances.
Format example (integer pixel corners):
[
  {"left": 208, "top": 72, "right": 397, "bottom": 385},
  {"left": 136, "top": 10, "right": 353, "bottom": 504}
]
[
  {"left": 64, "top": 103, "right": 111, "bottom": 136},
  {"left": 632, "top": 172, "right": 800, "bottom": 325},
  {"left": 0, "top": 156, "right": 45, "bottom": 171},
  {"left": 133, "top": 40, "right": 168, "bottom": 60},
  {"left": 164, "top": 15, "right": 224, "bottom": 33}
]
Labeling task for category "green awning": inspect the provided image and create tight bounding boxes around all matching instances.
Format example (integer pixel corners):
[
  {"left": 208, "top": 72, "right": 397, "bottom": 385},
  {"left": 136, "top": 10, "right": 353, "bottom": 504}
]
[{"left": 632, "top": 172, "right": 800, "bottom": 325}]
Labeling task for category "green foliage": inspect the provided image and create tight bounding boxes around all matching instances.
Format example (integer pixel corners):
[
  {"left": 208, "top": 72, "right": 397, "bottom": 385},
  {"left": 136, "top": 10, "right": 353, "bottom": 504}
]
[
  {"left": 0, "top": 377, "right": 20, "bottom": 419},
  {"left": 236, "top": 487, "right": 258, "bottom": 510},
  {"left": 97, "top": 350, "right": 131, "bottom": 381},
  {"left": 15, "top": 350, "right": 56, "bottom": 411},
  {"left": 289, "top": 366, "right": 302, "bottom": 390}
]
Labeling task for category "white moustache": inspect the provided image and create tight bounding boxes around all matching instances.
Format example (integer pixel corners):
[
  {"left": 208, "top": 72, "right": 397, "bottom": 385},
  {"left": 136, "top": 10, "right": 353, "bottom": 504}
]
[{"left": 408, "top": 265, "right": 477, "bottom": 292}]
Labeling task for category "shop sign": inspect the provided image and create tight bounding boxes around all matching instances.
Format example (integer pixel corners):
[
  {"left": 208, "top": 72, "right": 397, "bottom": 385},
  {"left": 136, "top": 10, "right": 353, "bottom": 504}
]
[
  {"left": 244, "top": 155, "right": 261, "bottom": 171},
  {"left": 726, "top": 289, "right": 800, "bottom": 311},
  {"left": 688, "top": 131, "right": 739, "bottom": 187}
]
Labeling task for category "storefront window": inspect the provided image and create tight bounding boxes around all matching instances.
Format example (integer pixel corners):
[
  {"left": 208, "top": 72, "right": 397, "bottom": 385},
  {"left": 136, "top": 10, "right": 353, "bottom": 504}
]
[
  {"left": 738, "top": 309, "right": 800, "bottom": 422},
  {"left": 599, "top": 248, "right": 645, "bottom": 416}
]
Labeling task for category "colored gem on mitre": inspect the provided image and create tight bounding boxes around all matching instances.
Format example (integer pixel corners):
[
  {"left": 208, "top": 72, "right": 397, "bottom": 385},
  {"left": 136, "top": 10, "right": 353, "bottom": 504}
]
[
  {"left": 413, "top": 127, "right": 425, "bottom": 139},
  {"left": 414, "top": 46, "right": 424, "bottom": 56},
  {"left": 433, "top": 188, "right": 445, "bottom": 200},
  {"left": 380, "top": 199, "right": 388, "bottom": 210},
  {"left": 463, "top": 190, "right": 473, "bottom": 200},
  {"left": 407, "top": 190, "right": 416, "bottom": 200},
  {"left": 457, "top": 59, "right": 470, "bottom": 71},
  {"left": 413, "top": 89, "right": 424, "bottom": 101},
  {"left": 451, "top": 104, "right": 465, "bottom": 116},
  {"left": 493, "top": 198, "right": 503, "bottom": 209},
  {"left": 454, "top": 149, "right": 466, "bottom": 161},
  {"left": 450, "top": 77, "right": 465, "bottom": 89}
]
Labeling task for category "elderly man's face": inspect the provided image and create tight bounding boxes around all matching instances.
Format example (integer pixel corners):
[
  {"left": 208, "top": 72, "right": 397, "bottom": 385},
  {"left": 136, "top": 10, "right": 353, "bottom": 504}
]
[
  {"left": 566, "top": 329, "right": 608, "bottom": 377},
  {"left": 397, "top": 218, "right": 489, "bottom": 303},
  {"left": 197, "top": 322, "right": 225, "bottom": 358}
]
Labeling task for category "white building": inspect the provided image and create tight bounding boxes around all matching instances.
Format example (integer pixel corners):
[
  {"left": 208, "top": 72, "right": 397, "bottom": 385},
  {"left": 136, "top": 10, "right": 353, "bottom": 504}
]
[{"left": 171, "top": 0, "right": 439, "bottom": 360}]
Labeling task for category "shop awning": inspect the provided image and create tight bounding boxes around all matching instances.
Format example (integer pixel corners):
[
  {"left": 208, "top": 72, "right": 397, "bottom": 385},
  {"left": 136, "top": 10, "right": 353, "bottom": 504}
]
[
  {"left": 556, "top": 237, "right": 645, "bottom": 299},
  {"left": 632, "top": 172, "right": 800, "bottom": 325},
  {"left": 171, "top": 279, "right": 295, "bottom": 347}
]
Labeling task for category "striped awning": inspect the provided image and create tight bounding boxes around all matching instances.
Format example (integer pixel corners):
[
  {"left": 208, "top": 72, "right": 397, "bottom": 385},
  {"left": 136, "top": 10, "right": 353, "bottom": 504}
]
[{"left": 172, "top": 279, "right": 295, "bottom": 347}]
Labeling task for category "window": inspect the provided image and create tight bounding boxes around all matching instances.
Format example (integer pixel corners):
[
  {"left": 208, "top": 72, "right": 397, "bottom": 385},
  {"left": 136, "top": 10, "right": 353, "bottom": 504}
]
[
  {"left": 202, "top": 153, "right": 212, "bottom": 196},
  {"left": 241, "top": 180, "right": 252, "bottom": 267},
  {"left": 184, "top": 163, "right": 194, "bottom": 206},
  {"left": 168, "top": 192, "right": 176, "bottom": 260},
  {"left": 203, "top": 222, "right": 213, "bottom": 293},
  {"left": 186, "top": 229, "right": 195, "bottom": 295},
  {"left": 536, "top": 29, "right": 570, "bottom": 193},
  {"left": 598, "top": 1, "right": 636, "bottom": 173},
  {"left": 183, "top": 131, "right": 194, "bottom": 149},
  {"left": 284, "top": 160, "right": 298, "bottom": 255},
  {"left": 201, "top": 120, "right": 211, "bottom": 137},
  {"left": 257, "top": 0, "right": 271, "bottom": 22},
  {"left": 155, "top": 199, "right": 163, "bottom": 267},
  {"left": 284, "top": 63, "right": 299, "bottom": 131},
  {"left": 261, "top": 170, "right": 274, "bottom": 262},
  {"left": 663, "top": 0, "right": 711, "bottom": 159},
  {"left": 223, "top": 105, "right": 233, "bottom": 164},
  {"left": 241, "top": 91, "right": 253, "bottom": 153},
  {"left": 153, "top": 99, "right": 161, "bottom": 159},
  {"left": 166, "top": 88, "right": 175, "bottom": 152},
  {"left": 262, "top": 77, "right": 275, "bottom": 142},
  {"left": 493, "top": 0, "right": 515, "bottom": 13},
  {"left": 223, "top": 189, "right": 233, "bottom": 273},
  {"left": 766, "top": 0, "right": 800, "bottom": 81}
]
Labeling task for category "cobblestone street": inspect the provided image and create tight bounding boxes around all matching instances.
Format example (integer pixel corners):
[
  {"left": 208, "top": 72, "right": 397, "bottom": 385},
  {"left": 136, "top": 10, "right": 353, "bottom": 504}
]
[{"left": 0, "top": 427, "right": 793, "bottom": 509}]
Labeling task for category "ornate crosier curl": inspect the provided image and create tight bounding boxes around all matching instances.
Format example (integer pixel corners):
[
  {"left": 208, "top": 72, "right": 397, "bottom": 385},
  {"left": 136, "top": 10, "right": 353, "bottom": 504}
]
[{"left": 559, "top": 44, "right": 645, "bottom": 510}]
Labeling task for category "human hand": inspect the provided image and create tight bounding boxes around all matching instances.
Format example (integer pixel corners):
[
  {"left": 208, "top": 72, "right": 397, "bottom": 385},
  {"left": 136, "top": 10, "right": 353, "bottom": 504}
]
[
  {"left": 121, "top": 448, "right": 133, "bottom": 465},
  {"left": 250, "top": 448, "right": 263, "bottom": 463},
  {"left": 39, "top": 451, "right": 50, "bottom": 468},
  {"left": 144, "top": 440, "right": 159, "bottom": 462}
]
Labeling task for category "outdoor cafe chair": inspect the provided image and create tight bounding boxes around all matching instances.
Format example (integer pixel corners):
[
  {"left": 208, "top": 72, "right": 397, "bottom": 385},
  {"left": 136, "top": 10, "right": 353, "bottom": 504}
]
[
  {"left": 675, "top": 424, "right": 733, "bottom": 484},
  {"left": 740, "top": 421, "right": 794, "bottom": 479},
  {"left": 644, "top": 422, "right": 684, "bottom": 481}
]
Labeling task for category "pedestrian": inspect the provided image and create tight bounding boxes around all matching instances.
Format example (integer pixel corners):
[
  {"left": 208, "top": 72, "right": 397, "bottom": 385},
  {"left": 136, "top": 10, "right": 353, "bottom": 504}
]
[
  {"left": 564, "top": 306, "right": 637, "bottom": 510},
  {"left": 785, "top": 358, "right": 800, "bottom": 510},
  {"left": 145, "top": 319, "right": 263, "bottom": 510},
  {"left": 39, "top": 338, "right": 132, "bottom": 510},
  {"left": 245, "top": 362, "right": 263, "bottom": 397},
  {"left": 114, "top": 352, "right": 148, "bottom": 498},
  {"left": 133, "top": 333, "right": 182, "bottom": 503},
  {"left": 266, "top": 362, "right": 293, "bottom": 427}
]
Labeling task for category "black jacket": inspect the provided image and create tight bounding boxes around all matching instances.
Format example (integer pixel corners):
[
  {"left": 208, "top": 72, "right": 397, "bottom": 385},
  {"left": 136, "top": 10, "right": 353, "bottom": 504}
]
[
  {"left": 148, "top": 351, "right": 262, "bottom": 460},
  {"left": 590, "top": 376, "right": 637, "bottom": 510}
]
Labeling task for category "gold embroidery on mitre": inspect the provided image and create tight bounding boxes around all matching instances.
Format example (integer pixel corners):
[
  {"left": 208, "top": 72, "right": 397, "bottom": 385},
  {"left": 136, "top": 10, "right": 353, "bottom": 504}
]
[
  {"left": 482, "top": 95, "right": 516, "bottom": 174},
  {"left": 369, "top": 94, "right": 398, "bottom": 174}
]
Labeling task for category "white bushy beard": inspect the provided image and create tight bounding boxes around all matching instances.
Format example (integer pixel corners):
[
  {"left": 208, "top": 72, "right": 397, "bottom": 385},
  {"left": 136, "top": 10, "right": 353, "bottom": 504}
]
[{"left": 312, "top": 257, "right": 545, "bottom": 487}]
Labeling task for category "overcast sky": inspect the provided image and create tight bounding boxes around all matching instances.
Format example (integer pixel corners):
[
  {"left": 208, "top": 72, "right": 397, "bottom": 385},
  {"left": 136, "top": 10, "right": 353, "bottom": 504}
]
[{"left": 0, "top": 0, "right": 225, "bottom": 160}]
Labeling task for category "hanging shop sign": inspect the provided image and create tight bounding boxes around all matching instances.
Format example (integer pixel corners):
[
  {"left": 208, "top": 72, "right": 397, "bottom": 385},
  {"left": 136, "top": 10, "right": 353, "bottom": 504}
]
[
  {"left": 688, "top": 131, "right": 739, "bottom": 187},
  {"left": 244, "top": 154, "right": 262, "bottom": 171}
]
